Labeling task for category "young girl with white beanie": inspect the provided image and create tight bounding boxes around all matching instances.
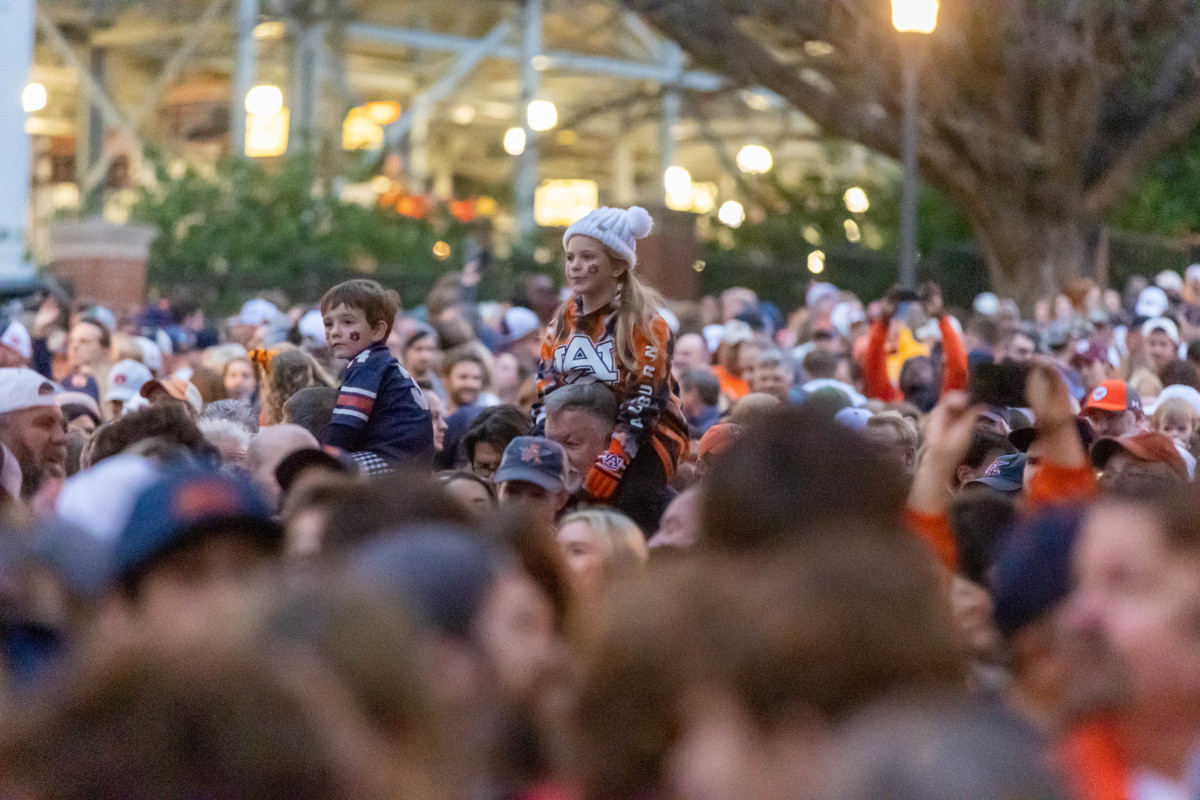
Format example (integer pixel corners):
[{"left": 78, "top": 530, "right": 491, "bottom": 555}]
[{"left": 534, "top": 206, "right": 687, "bottom": 528}]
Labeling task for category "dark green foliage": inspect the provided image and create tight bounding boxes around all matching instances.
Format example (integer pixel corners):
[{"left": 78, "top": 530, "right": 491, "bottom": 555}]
[{"left": 130, "top": 155, "right": 469, "bottom": 310}]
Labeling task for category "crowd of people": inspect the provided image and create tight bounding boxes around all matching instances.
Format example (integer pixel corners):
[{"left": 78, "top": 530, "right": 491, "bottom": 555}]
[{"left": 0, "top": 203, "right": 1198, "bottom": 799}]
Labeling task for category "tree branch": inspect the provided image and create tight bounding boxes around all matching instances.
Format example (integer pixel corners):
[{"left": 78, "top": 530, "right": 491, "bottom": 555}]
[{"left": 1085, "top": 89, "right": 1200, "bottom": 215}]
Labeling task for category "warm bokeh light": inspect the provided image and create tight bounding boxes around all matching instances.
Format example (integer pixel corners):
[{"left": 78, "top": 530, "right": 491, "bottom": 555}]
[
  {"left": 432, "top": 241, "right": 452, "bottom": 260},
  {"left": 364, "top": 101, "right": 401, "bottom": 126},
  {"left": 22, "top": 83, "right": 47, "bottom": 113},
  {"left": 664, "top": 166, "right": 692, "bottom": 197},
  {"left": 527, "top": 100, "right": 558, "bottom": 132},
  {"left": 503, "top": 127, "right": 527, "bottom": 156},
  {"left": 718, "top": 200, "right": 745, "bottom": 228},
  {"left": 844, "top": 187, "right": 870, "bottom": 214},
  {"left": 808, "top": 250, "right": 826, "bottom": 274},
  {"left": 245, "top": 85, "right": 283, "bottom": 116},
  {"left": 892, "top": 0, "right": 938, "bottom": 33},
  {"left": 736, "top": 144, "right": 773, "bottom": 174}
]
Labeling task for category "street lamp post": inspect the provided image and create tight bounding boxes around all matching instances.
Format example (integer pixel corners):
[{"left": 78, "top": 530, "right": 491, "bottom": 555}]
[{"left": 892, "top": 0, "right": 938, "bottom": 290}]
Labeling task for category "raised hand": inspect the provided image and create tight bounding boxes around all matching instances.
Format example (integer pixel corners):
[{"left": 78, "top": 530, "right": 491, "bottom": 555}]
[{"left": 920, "top": 282, "right": 945, "bottom": 319}]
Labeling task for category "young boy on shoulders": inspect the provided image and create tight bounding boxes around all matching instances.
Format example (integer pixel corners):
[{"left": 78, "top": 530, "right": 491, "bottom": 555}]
[{"left": 321, "top": 279, "right": 433, "bottom": 471}]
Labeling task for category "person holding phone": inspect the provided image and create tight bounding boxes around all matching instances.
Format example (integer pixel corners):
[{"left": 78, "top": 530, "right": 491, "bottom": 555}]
[{"left": 863, "top": 283, "right": 967, "bottom": 411}]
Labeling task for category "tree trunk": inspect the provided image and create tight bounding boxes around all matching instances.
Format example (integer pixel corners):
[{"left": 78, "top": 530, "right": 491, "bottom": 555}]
[{"left": 966, "top": 200, "right": 1092, "bottom": 314}]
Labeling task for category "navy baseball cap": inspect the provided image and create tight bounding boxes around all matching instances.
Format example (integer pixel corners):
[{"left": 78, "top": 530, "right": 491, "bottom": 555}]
[
  {"left": 967, "top": 453, "right": 1026, "bottom": 494},
  {"left": 61, "top": 371, "right": 100, "bottom": 403},
  {"left": 494, "top": 436, "right": 569, "bottom": 493},
  {"left": 990, "top": 505, "right": 1086, "bottom": 637},
  {"left": 112, "top": 469, "right": 282, "bottom": 587},
  {"left": 352, "top": 526, "right": 502, "bottom": 639}
]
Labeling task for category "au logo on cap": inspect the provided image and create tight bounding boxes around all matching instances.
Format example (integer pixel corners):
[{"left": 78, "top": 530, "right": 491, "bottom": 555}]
[
  {"left": 520, "top": 444, "right": 543, "bottom": 465},
  {"left": 1092, "top": 386, "right": 1108, "bottom": 402}
]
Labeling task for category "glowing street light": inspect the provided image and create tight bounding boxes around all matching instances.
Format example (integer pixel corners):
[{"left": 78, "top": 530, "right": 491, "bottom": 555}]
[
  {"left": 664, "top": 166, "right": 692, "bottom": 197},
  {"left": 736, "top": 144, "right": 773, "bottom": 174},
  {"left": 717, "top": 200, "right": 745, "bottom": 228},
  {"left": 892, "top": 0, "right": 939, "bottom": 33},
  {"left": 245, "top": 85, "right": 283, "bottom": 116},
  {"left": 22, "top": 83, "right": 46, "bottom": 113},
  {"left": 527, "top": 100, "right": 557, "bottom": 132},
  {"left": 504, "top": 127, "right": 527, "bottom": 156}
]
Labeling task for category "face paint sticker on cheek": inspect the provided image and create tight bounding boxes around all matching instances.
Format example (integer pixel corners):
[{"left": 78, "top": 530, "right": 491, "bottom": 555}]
[
  {"left": 350, "top": 332, "right": 360, "bottom": 342},
  {"left": 586, "top": 264, "right": 599, "bottom": 275}
]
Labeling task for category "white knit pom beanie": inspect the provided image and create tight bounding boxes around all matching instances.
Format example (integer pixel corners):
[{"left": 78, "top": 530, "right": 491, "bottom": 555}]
[{"left": 563, "top": 206, "right": 654, "bottom": 269}]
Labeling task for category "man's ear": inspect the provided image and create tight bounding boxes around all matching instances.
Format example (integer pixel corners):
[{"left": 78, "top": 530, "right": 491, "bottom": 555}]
[{"left": 955, "top": 464, "right": 972, "bottom": 486}]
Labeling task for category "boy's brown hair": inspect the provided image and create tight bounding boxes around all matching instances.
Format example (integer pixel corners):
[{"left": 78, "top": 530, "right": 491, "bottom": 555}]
[{"left": 320, "top": 280, "right": 400, "bottom": 341}]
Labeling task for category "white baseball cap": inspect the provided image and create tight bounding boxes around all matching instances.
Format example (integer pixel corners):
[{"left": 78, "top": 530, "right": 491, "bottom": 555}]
[
  {"left": 973, "top": 292, "right": 1001, "bottom": 316},
  {"left": 1142, "top": 317, "right": 1180, "bottom": 344},
  {"left": 298, "top": 309, "right": 326, "bottom": 344},
  {"left": 0, "top": 368, "right": 60, "bottom": 415},
  {"left": 502, "top": 307, "right": 541, "bottom": 342},
  {"left": 831, "top": 302, "right": 867, "bottom": 336},
  {"left": 106, "top": 359, "right": 154, "bottom": 404},
  {"left": 135, "top": 337, "right": 163, "bottom": 374},
  {"left": 238, "top": 298, "right": 281, "bottom": 327},
  {"left": 0, "top": 321, "right": 31, "bottom": 361},
  {"left": 806, "top": 282, "right": 840, "bottom": 309},
  {"left": 1156, "top": 270, "right": 1184, "bottom": 292},
  {"left": 55, "top": 455, "right": 160, "bottom": 542},
  {"left": 1136, "top": 286, "right": 1170, "bottom": 319},
  {"left": 722, "top": 320, "right": 755, "bottom": 346}
]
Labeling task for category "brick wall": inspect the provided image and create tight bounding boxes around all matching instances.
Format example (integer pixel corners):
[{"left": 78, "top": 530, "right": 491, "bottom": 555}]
[
  {"left": 48, "top": 219, "right": 156, "bottom": 309},
  {"left": 633, "top": 205, "right": 701, "bottom": 301}
]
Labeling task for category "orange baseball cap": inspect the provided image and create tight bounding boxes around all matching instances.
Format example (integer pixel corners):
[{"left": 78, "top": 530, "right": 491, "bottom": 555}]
[
  {"left": 140, "top": 378, "right": 204, "bottom": 415},
  {"left": 1083, "top": 380, "right": 1141, "bottom": 414},
  {"left": 1091, "top": 431, "right": 1188, "bottom": 480},
  {"left": 698, "top": 423, "right": 741, "bottom": 460}
]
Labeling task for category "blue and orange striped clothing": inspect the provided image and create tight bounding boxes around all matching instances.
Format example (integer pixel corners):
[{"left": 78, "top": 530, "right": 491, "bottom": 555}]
[
  {"left": 534, "top": 296, "right": 688, "bottom": 478},
  {"left": 324, "top": 343, "right": 434, "bottom": 464}
]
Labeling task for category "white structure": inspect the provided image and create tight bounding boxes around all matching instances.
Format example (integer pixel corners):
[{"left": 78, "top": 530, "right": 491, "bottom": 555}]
[{"left": 0, "top": 0, "right": 36, "bottom": 279}]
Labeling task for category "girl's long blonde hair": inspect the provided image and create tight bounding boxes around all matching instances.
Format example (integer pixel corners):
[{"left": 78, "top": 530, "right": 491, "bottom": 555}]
[
  {"left": 552, "top": 251, "right": 665, "bottom": 374},
  {"left": 559, "top": 507, "right": 649, "bottom": 584}
]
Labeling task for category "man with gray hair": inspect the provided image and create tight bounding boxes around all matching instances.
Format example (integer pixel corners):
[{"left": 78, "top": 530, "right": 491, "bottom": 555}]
[
  {"left": 750, "top": 348, "right": 797, "bottom": 403},
  {"left": 543, "top": 383, "right": 618, "bottom": 486},
  {"left": 544, "top": 382, "right": 673, "bottom": 532}
]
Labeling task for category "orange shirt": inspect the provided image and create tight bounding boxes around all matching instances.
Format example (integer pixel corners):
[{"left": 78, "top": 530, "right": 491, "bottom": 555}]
[
  {"left": 712, "top": 365, "right": 751, "bottom": 401},
  {"left": 905, "top": 461, "right": 1097, "bottom": 573}
]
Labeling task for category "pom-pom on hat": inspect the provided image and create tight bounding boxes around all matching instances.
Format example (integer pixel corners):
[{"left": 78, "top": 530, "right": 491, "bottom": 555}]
[{"left": 563, "top": 205, "right": 654, "bottom": 269}]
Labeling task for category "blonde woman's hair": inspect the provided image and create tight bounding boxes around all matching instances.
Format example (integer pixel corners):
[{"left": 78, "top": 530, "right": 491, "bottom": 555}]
[
  {"left": 1129, "top": 368, "right": 1163, "bottom": 400},
  {"left": 110, "top": 333, "right": 144, "bottom": 364},
  {"left": 552, "top": 247, "right": 665, "bottom": 374},
  {"left": 1153, "top": 397, "right": 1199, "bottom": 429},
  {"left": 255, "top": 344, "right": 337, "bottom": 426},
  {"left": 560, "top": 507, "right": 648, "bottom": 584}
]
